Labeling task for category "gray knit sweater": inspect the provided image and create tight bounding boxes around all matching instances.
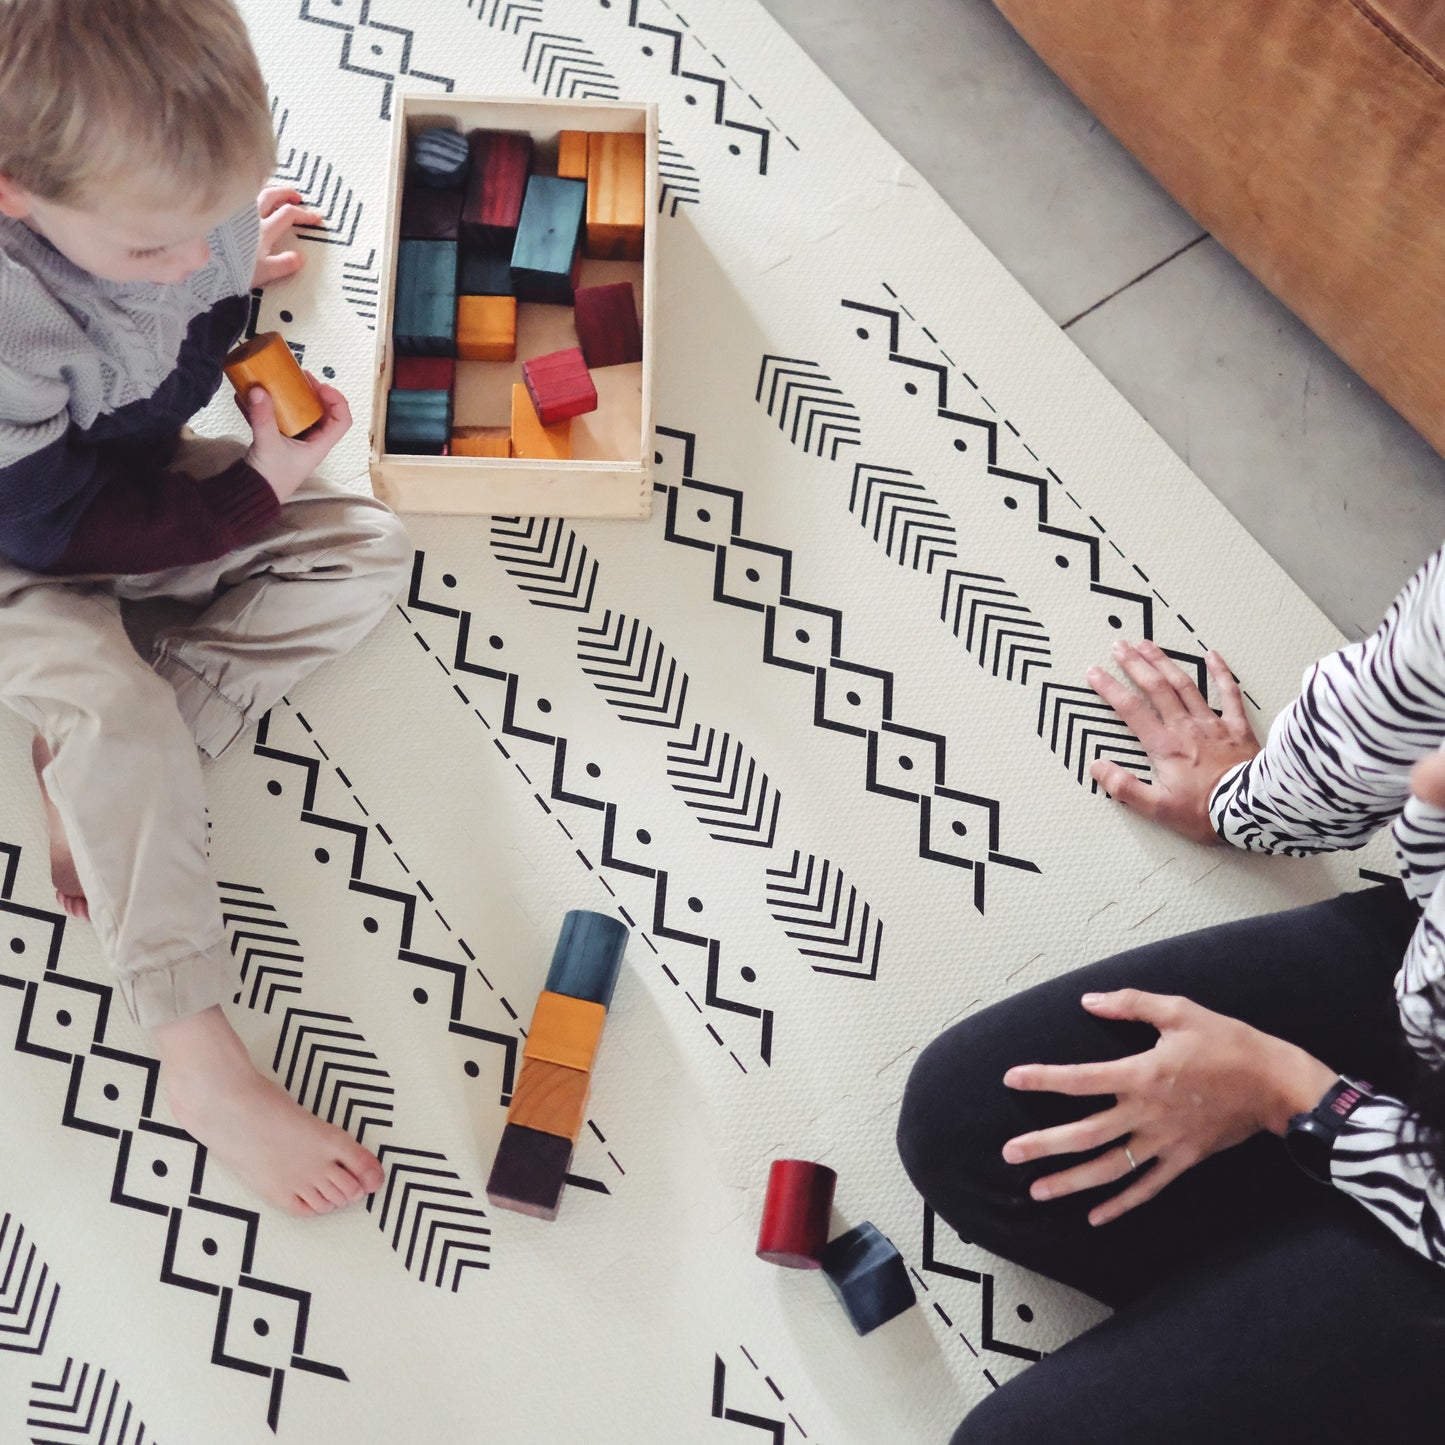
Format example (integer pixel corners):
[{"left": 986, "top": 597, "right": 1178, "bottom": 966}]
[{"left": 0, "top": 203, "right": 280, "bottom": 572}]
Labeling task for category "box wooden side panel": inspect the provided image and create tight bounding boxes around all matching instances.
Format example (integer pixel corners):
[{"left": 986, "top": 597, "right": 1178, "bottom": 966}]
[{"left": 373, "top": 459, "right": 651, "bottom": 519}]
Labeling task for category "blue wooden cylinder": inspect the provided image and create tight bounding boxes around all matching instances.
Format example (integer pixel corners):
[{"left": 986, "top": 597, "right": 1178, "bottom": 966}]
[
  {"left": 409, "top": 126, "right": 470, "bottom": 189},
  {"left": 544, "top": 910, "right": 629, "bottom": 1010}
]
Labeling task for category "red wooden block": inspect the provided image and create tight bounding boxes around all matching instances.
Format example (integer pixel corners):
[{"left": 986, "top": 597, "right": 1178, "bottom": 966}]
[
  {"left": 462, "top": 130, "right": 534, "bottom": 243},
  {"left": 573, "top": 282, "right": 643, "bottom": 369},
  {"left": 392, "top": 355, "right": 456, "bottom": 392},
  {"left": 522, "top": 347, "right": 598, "bottom": 425},
  {"left": 756, "top": 1159, "right": 837, "bottom": 1269}
]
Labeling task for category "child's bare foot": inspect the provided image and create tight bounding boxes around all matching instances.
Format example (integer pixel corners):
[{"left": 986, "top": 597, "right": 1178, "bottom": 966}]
[
  {"left": 31, "top": 733, "right": 88, "bottom": 919},
  {"left": 151, "top": 1005, "right": 385, "bottom": 1216}
]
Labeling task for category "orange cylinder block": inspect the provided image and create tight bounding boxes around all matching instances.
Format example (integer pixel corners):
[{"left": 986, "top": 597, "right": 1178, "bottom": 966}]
[{"left": 223, "top": 331, "right": 325, "bottom": 438}]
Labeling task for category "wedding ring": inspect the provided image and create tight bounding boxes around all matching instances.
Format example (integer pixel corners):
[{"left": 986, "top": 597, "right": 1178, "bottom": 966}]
[{"left": 1124, "top": 1144, "right": 1139, "bottom": 1171}]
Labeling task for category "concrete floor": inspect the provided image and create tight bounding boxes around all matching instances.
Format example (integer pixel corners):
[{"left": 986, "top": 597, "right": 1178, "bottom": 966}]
[{"left": 759, "top": 0, "right": 1445, "bottom": 642}]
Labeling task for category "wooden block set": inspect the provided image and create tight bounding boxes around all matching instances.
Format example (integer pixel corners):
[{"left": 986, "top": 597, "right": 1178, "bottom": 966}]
[
  {"left": 755, "top": 1159, "right": 918, "bottom": 1336},
  {"left": 385, "top": 122, "right": 646, "bottom": 462},
  {"left": 485, "top": 910, "right": 631, "bottom": 1221}
]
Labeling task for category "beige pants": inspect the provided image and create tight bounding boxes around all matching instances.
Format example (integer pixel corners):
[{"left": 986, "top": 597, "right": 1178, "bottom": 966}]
[{"left": 0, "top": 434, "right": 412, "bottom": 1029}]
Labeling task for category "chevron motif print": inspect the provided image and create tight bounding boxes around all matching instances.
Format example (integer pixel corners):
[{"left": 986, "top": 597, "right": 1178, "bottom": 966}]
[
  {"left": 270, "top": 104, "right": 364, "bottom": 247},
  {"left": 467, "top": 0, "right": 544, "bottom": 33},
  {"left": 224, "top": 881, "right": 304, "bottom": 1011},
  {"left": 272, "top": 1007, "right": 397, "bottom": 1142},
  {"left": 764, "top": 851, "right": 883, "bottom": 980},
  {"left": 658, "top": 133, "right": 702, "bottom": 215},
  {"left": 341, "top": 250, "right": 381, "bottom": 331},
  {"left": 578, "top": 611, "right": 690, "bottom": 729},
  {"left": 297, "top": 0, "right": 454, "bottom": 119},
  {"left": 939, "top": 571, "right": 1053, "bottom": 685},
  {"left": 621, "top": 0, "right": 790, "bottom": 173},
  {"left": 920, "top": 1206, "right": 1043, "bottom": 1366},
  {"left": 849, "top": 463, "right": 958, "bottom": 573},
  {"left": 0, "top": 1216, "right": 57, "bottom": 1357},
  {"left": 756, "top": 356, "right": 861, "bottom": 460},
  {"left": 523, "top": 31, "right": 621, "bottom": 100},
  {"left": 665, "top": 726, "right": 781, "bottom": 848},
  {"left": 489, "top": 516, "right": 600, "bottom": 612},
  {"left": 711, "top": 1351, "right": 791, "bottom": 1443},
  {"left": 26, "top": 1357, "right": 151, "bottom": 1445},
  {"left": 367, "top": 1145, "right": 491, "bottom": 1289},
  {"left": 1037, "top": 681, "right": 1151, "bottom": 791}
]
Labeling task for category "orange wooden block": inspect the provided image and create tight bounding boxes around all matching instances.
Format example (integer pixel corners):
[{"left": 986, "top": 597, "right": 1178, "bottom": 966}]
[
  {"left": 510, "top": 383, "right": 572, "bottom": 459},
  {"left": 557, "top": 130, "right": 589, "bottom": 180},
  {"left": 223, "top": 331, "right": 325, "bottom": 438},
  {"left": 508, "top": 1057, "right": 590, "bottom": 1142},
  {"left": 585, "top": 132, "right": 645, "bottom": 261},
  {"left": 524, "top": 990, "right": 605, "bottom": 1071},
  {"left": 456, "top": 294, "right": 517, "bottom": 362},
  {"left": 450, "top": 426, "right": 511, "bottom": 458}
]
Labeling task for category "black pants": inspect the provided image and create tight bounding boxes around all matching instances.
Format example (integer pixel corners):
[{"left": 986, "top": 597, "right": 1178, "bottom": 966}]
[{"left": 896, "top": 884, "right": 1445, "bottom": 1443}]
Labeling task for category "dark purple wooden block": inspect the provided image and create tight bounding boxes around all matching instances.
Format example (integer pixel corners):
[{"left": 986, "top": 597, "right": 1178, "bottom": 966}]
[
  {"left": 485, "top": 1123, "right": 572, "bottom": 1221},
  {"left": 573, "top": 282, "right": 643, "bottom": 368},
  {"left": 400, "top": 185, "right": 464, "bottom": 241}
]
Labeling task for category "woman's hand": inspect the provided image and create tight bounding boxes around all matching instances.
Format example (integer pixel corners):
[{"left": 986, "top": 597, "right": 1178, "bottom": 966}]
[
  {"left": 251, "top": 186, "right": 324, "bottom": 288},
  {"left": 1086, "top": 639, "right": 1260, "bottom": 844},
  {"left": 1001, "top": 989, "right": 1337, "bottom": 1226}
]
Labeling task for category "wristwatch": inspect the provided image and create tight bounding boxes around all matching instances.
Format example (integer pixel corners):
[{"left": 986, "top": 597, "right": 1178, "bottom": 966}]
[{"left": 1284, "top": 1076, "right": 1374, "bottom": 1184}]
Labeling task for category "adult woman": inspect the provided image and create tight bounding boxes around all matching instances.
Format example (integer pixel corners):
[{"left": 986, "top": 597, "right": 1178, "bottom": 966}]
[{"left": 897, "top": 551, "right": 1445, "bottom": 1442}]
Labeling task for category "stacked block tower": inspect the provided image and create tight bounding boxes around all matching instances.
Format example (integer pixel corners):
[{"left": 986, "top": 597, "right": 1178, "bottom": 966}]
[
  {"left": 486, "top": 910, "right": 630, "bottom": 1221},
  {"left": 386, "top": 123, "right": 646, "bottom": 463}
]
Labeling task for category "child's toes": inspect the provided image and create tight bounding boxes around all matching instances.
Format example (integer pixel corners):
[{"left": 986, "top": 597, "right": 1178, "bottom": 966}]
[{"left": 328, "top": 1165, "right": 365, "bottom": 1203}]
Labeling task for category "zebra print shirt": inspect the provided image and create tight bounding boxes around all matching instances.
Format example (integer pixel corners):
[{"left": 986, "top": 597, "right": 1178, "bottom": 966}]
[{"left": 1210, "top": 544, "right": 1445, "bottom": 1265}]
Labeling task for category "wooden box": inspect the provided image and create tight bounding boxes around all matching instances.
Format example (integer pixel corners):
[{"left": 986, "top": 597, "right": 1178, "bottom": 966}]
[{"left": 369, "top": 95, "right": 658, "bottom": 519}]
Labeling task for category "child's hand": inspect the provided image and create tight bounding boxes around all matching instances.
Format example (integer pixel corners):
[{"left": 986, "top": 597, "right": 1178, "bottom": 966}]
[
  {"left": 1411, "top": 750, "right": 1445, "bottom": 807},
  {"left": 238, "top": 371, "right": 351, "bottom": 502},
  {"left": 252, "top": 186, "right": 325, "bottom": 288}
]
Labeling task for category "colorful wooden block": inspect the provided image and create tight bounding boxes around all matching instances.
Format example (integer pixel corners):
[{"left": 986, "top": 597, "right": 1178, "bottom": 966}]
[
  {"left": 510, "top": 175, "right": 586, "bottom": 304},
  {"left": 223, "top": 331, "right": 324, "bottom": 438},
  {"left": 573, "top": 282, "right": 643, "bottom": 368},
  {"left": 392, "top": 355, "right": 455, "bottom": 392},
  {"left": 523, "top": 990, "right": 606, "bottom": 1072},
  {"left": 409, "top": 126, "right": 470, "bottom": 188},
  {"left": 819, "top": 1222, "right": 917, "bottom": 1336},
  {"left": 400, "top": 185, "right": 464, "bottom": 241},
  {"left": 557, "top": 130, "right": 589, "bottom": 180},
  {"left": 462, "top": 129, "right": 534, "bottom": 244},
  {"left": 522, "top": 347, "right": 597, "bottom": 425},
  {"left": 485, "top": 1122, "right": 572, "bottom": 1221},
  {"left": 394, "top": 239, "right": 458, "bottom": 356},
  {"left": 458, "top": 238, "right": 515, "bottom": 296},
  {"left": 384, "top": 388, "right": 452, "bottom": 455},
  {"left": 508, "top": 1058, "right": 590, "bottom": 1142},
  {"left": 756, "top": 1160, "right": 838, "bottom": 1270},
  {"left": 456, "top": 294, "right": 517, "bottom": 362},
  {"left": 510, "top": 384, "right": 572, "bottom": 460},
  {"left": 585, "top": 131, "right": 645, "bottom": 261},
  {"left": 449, "top": 426, "right": 511, "bottom": 458},
  {"left": 543, "top": 910, "right": 629, "bottom": 1009}
]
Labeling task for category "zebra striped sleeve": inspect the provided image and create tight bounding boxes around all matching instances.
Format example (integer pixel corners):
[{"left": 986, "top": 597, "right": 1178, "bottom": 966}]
[
  {"left": 1331, "top": 1096, "right": 1445, "bottom": 1264},
  {"left": 1210, "top": 548, "right": 1445, "bottom": 858}
]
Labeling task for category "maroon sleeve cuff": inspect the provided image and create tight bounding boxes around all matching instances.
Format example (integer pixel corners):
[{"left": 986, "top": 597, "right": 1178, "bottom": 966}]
[{"left": 201, "top": 459, "right": 283, "bottom": 538}]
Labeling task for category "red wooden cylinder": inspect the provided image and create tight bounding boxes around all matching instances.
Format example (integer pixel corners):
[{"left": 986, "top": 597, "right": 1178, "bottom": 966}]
[{"left": 756, "top": 1159, "right": 837, "bottom": 1269}]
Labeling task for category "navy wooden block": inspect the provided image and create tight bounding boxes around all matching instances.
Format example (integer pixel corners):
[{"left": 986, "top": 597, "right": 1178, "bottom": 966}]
[
  {"left": 485, "top": 1123, "right": 572, "bottom": 1221},
  {"left": 510, "top": 175, "right": 586, "bottom": 305},
  {"left": 400, "top": 185, "right": 464, "bottom": 241},
  {"left": 394, "top": 239, "right": 457, "bottom": 356},
  {"left": 459, "top": 238, "right": 515, "bottom": 296},
  {"left": 384, "top": 388, "right": 451, "bottom": 455},
  {"left": 409, "top": 127, "right": 470, "bottom": 189},
  {"left": 544, "top": 910, "right": 629, "bottom": 1010},
  {"left": 819, "top": 1222, "right": 917, "bottom": 1336}
]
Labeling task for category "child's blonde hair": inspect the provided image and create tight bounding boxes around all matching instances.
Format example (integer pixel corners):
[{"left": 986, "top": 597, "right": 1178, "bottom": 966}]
[{"left": 0, "top": 0, "right": 276, "bottom": 209}]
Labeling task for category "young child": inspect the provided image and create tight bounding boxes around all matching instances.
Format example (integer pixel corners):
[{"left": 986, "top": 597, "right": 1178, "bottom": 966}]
[{"left": 0, "top": 0, "right": 411, "bottom": 1216}]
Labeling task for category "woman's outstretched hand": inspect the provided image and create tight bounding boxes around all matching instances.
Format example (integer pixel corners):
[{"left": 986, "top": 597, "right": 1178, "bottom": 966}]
[
  {"left": 1086, "top": 639, "right": 1261, "bottom": 844},
  {"left": 1002, "top": 990, "right": 1337, "bottom": 1226}
]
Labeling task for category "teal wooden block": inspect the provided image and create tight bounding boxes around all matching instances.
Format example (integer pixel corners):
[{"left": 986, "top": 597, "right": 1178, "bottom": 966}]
[
  {"left": 820, "top": 1222, "right": 917, "bottom": 1336},
  {"left": 543, "top": 910, "right": 629, "bottom": 1010},
  {"left": 384, "top": 388, "right": 451, "bottom": 455},
  {"left": 394, "top": 239, "right": 457, "bottom": 356},
  {"left": 510, "top": 176, "right": 585, "bottom": 305}
]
